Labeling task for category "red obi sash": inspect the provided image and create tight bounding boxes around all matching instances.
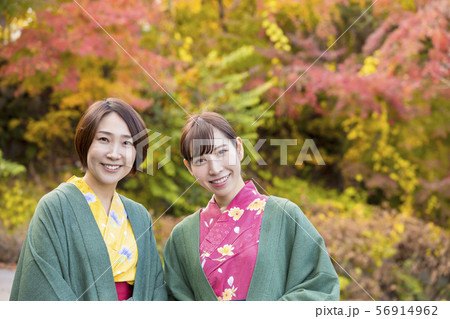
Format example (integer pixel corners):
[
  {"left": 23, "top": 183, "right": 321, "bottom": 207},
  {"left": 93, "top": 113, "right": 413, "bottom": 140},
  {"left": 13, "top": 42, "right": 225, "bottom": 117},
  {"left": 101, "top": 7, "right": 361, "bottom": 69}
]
[{"left": 115, "top": 282, "right": 133, "bottom": 301}]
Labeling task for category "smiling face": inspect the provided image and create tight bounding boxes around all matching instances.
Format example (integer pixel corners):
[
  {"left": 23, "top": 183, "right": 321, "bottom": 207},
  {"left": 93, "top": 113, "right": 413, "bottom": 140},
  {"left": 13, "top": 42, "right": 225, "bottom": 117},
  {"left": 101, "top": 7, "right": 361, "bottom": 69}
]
[
  {"left": 185, "top": 128, "right": 245, "bottom": 209},
  {"left": 83, "top": 112, "right": 136, "bottom": 194}
]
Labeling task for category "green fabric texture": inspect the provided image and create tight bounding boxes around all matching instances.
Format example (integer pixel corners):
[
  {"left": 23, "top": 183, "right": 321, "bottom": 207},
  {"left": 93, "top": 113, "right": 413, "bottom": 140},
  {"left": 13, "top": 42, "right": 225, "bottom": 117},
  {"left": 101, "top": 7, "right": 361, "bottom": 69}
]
[
  {"left": 10, "top": 183, "right": 167, "bottom": 301},
  {"left": 163, "top": 196, "right": 340, "bottom": 301}
]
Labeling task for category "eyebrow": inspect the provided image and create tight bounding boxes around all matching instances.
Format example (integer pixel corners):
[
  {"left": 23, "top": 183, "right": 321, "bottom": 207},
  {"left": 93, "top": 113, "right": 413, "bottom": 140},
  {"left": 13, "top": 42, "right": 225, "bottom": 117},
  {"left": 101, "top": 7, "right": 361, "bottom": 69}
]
[
  {"left": 192, "top": 144, "right": 228, "bottom": 158},
  {"left": 214, "top": 144, "right": 227, "bottom": 150},
  {"left": 97, "top": 131, "right": 132, "bottom": 139}
]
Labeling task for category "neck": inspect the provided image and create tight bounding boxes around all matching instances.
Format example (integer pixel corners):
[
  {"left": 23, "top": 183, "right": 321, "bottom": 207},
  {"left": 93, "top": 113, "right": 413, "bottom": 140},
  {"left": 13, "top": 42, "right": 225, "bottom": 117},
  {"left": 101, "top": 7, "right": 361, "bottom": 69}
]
[
  {"left": 214, "top": 179, "right": 246, "bottom": 211},
  {"left": 82, "top": 174, "right": 116, "bottom": 214}
]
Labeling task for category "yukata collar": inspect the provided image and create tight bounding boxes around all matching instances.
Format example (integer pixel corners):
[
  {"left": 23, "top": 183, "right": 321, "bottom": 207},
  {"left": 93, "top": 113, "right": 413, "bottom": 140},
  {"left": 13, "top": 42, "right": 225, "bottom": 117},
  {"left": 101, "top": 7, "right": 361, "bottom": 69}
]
[
  {"left": 68, "top": 175, "right": 119, "bottom": 201},
  {"left": 208, "top": 180, "right": 260, "bottom": 212}
]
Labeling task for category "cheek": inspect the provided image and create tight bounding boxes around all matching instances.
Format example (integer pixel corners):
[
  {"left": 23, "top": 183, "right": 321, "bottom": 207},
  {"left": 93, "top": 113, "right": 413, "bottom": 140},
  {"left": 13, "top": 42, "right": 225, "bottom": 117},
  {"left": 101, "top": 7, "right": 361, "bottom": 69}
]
[
  {"left": 190, "top": 167, "right": 205, "bottom": 180},
  {"left": 85, "top": 145, "right": 98, "bottom": 165},
  {"left": 87, "top": 142, "right": 104, "bottom": 157},
  {"left": 227, "top": 153, "right": 242, "bottom": 172},
  {"left": 125, "top": 148, "right": 137, "bottom": 163},
  {"left": 131, "top": 148, "right": 137, "bottom": 160},
  {"left": 227, "top": 151, "right": 241, "bottom": 167}
]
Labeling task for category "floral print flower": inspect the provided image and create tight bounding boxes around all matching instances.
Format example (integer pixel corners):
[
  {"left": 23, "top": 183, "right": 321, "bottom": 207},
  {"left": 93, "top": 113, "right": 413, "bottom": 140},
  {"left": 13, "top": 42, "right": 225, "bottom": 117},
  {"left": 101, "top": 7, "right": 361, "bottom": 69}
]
[
  {"left": 247, "top": 198, "right": 266, "bottom": 215},
  {"left": 110, "top": 210, "right": 122, "bottom": 226},
  {"left": 227, "top": 207, "right": 244, "bottom": 221},
  {"left": 118, "top": 246, "right": 133, "bottom": 262},
  {"left": 211, "top": 245, "right": 231, "bottom": 262},
  {"left": 201, "top": 251, "right": 210, "bottom": 258},
  {"left": 218, "top": 286, "right": 237, "bottom": 301},
  {"left": 217, "top": 244, "right": 234, "bottom": 256},
  {"left": 84, "top": 192, "right": 96, "bottom": 204}
]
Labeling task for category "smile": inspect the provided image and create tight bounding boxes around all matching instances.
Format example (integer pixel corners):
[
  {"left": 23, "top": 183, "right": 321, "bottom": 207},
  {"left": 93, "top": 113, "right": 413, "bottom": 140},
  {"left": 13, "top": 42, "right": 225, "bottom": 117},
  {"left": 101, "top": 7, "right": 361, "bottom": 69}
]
[
  {"left": 210, "top": 174, "right": 230, "bottom": 184},
  {"left": 103, "top": 164, "right": 121, "bottom": 171}
]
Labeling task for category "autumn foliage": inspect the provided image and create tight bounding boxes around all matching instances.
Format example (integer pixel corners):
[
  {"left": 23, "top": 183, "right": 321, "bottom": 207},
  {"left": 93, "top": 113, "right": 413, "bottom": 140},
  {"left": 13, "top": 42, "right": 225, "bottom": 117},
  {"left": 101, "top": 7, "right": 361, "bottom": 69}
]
[{"left": 0, "top": 0, "right": 449, "bottom": 300}]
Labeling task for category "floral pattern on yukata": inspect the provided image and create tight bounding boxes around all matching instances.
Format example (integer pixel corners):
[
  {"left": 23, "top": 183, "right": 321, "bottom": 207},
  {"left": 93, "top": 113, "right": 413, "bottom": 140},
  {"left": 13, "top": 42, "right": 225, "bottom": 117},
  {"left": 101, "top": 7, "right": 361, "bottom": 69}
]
[
  {"left": 227, "top": 207, "right": 244, "bottom": 221},
  {"left": 199, "top": 181, "right": 267, "bottom": 301},
  {"left": 213, "top": 244, "right": 235, "bottom": 262},
  {"left": 247, "top": 198, "right": 266, "bottom": 215},
  {"left": 218, "top": 285, "right": 238, "bottom": 301},
  {"left": 67, "top": 176, "right": 138, "bottom": 284}
]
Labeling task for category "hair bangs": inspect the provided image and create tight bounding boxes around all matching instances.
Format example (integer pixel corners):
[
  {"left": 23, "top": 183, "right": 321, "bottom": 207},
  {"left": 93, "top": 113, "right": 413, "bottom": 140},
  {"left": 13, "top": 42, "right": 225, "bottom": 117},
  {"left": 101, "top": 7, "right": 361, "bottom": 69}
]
[
  {"left": 184, "top": 117, "right": 216, "bottom": 161},
  {"left": 180, "top": 112, "right": 238, "bottom": 165}
]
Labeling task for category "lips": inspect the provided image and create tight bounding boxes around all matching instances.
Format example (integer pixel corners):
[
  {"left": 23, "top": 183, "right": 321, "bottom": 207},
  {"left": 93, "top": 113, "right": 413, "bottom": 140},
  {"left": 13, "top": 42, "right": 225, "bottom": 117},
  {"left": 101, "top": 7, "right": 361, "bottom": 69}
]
[
  {"left": 210, "top": 174, "right": 230, "bottom": 184},
  {"left": 102, "top": 164, "right": 121, "bottom": 171}
]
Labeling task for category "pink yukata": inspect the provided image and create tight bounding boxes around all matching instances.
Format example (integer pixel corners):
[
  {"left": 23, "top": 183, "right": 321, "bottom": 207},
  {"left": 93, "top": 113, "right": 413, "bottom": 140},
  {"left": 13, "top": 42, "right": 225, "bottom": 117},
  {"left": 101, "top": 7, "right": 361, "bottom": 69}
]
[{"left": 199, "top": 181, "right": 268, "bottom": 301}]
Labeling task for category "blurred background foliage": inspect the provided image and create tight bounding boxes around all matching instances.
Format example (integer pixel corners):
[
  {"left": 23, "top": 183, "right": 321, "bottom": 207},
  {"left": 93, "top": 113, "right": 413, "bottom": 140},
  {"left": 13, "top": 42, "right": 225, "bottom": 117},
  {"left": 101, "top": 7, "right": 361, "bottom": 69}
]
[{"left": 0, "top": 0, "right": 448, "bottom": 300}]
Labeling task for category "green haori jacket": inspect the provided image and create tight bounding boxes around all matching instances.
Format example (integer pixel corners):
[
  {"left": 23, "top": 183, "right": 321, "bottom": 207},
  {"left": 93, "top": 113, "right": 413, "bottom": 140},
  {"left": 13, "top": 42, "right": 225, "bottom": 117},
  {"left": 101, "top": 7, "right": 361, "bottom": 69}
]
[
  {"left": 10, "top": 183, "right": 167, "bottom": 301},
  {"left": 163, "top": 196, "right": 340, "bottom": 301}
]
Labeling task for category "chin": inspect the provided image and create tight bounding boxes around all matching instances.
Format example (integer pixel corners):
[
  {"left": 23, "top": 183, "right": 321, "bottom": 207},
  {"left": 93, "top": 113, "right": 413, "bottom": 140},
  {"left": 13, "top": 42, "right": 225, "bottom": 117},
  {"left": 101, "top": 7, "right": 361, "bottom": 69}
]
[{"left": 98, "top": 174, "right": 123, "bottom": 186}]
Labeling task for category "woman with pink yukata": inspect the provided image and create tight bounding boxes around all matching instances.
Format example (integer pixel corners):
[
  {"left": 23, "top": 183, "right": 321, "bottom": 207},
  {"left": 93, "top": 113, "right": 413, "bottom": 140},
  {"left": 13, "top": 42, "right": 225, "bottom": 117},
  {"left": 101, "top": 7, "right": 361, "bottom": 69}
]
[{"left": 163, "top": 112, "right": 340, "bottom": 301}]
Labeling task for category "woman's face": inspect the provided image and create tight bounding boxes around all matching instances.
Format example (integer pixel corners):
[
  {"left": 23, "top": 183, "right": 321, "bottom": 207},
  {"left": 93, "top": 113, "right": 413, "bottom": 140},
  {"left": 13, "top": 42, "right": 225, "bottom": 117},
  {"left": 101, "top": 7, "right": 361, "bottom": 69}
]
[
  {"left": 185, "top": 127, "right": 245, "bottom": 208},
  {"left": 83, "top": 112, "right": 136, "bottom": 192}
]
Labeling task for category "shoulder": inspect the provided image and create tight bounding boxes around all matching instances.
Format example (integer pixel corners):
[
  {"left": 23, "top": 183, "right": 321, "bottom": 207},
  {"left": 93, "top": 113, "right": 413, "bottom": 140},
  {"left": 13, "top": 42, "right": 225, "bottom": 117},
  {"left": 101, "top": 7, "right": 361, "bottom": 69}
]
[
  {"left": 264, "top": 196, "right": 313, "bottom": 233},
  {"left": 266, "top": 196, "right": 324, "bottom": 242},
  {"left": 119, "top": 194, "right": 146, "bottom": 211},
  {"left": 118, "top": 195, "right": 150, "bottom": 221},
  {"left": 164, "top": 210, "right": 200, "bottom": 260},
  {"left": 266, "top": 196, "right": 304, "bottom": 217},
  {"left": 29, "top": 183, "right": 79, "bottom": 227},
  {"left": 169, "top": 210, "right": 200, "bottom": 240},
  {"left": 35, "top": 183, "right": 75, "bottom": 213}
]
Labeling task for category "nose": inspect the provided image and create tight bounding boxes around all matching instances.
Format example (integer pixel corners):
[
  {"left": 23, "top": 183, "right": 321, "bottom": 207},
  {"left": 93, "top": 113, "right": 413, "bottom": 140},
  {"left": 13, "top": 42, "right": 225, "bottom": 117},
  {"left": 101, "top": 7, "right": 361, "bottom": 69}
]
[
  {"left": 106, "top": 142, "right": 121, "bottom": 161},
  {"left": 208, "top": 156, "right": 223, "bottom": 175}
]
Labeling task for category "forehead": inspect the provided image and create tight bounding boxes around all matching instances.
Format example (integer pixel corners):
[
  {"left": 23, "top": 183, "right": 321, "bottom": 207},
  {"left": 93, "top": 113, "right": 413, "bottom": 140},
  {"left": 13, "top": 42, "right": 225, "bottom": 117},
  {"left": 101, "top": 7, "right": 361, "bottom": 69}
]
[
  {"left": 189, "top": 127, "right": 234, "bottom": 159},
  {"left": 212, "top": 128, "right": 233, "bottom": 145},
  {"left": 96, "top": 112, "right": 131, "bottom": 135}
]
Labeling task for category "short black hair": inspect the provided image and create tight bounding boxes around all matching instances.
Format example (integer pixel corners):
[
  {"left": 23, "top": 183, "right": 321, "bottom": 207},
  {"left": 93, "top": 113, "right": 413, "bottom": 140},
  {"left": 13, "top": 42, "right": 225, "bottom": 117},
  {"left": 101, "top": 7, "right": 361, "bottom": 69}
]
[{"left": 74, "top": 98, "right": 149, "bottom": 175}]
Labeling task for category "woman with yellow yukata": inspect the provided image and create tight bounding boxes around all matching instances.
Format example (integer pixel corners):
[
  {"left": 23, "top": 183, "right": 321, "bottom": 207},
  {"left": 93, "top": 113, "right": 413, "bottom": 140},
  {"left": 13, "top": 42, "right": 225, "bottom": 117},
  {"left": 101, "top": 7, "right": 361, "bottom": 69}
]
[
  {"left": 163, "top": 112, "right": 340, "bottom": 301},
  {"left": 10, "top": 98, "right": 167, "bottom": 301}
]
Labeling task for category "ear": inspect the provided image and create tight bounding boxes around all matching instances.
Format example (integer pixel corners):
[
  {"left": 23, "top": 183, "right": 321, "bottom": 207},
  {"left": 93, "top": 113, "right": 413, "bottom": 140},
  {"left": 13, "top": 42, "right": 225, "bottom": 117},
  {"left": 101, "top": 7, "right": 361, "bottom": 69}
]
[
  {"left": 183, "top": 158, "right": 194, "bottom": 175},
  {"left": 236, "top": 137, "right": 244, "bottom": 161}
]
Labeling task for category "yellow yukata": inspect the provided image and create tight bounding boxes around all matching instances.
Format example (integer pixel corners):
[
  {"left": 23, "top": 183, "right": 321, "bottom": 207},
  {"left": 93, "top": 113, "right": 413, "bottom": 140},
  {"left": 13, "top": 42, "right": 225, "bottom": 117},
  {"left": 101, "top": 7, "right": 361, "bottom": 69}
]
[{"left": 68, "top": 176, "right": 138, "bottom": 284}]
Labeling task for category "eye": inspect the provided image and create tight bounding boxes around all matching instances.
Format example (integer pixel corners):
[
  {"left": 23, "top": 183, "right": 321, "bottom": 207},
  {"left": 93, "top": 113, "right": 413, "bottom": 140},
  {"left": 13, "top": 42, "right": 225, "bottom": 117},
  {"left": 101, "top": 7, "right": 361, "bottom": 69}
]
[
  {"left": 217, "top": 149, "right": 228, "bottom": 156},
  {"left": 193, "top": 157, "right": 206, "bottom": 166},
  {"left": 124, "top": 140, "right": 133, "bottom": 146},
  {"left": 99, "top": 137, "right": 109, "bottom": 142}
]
